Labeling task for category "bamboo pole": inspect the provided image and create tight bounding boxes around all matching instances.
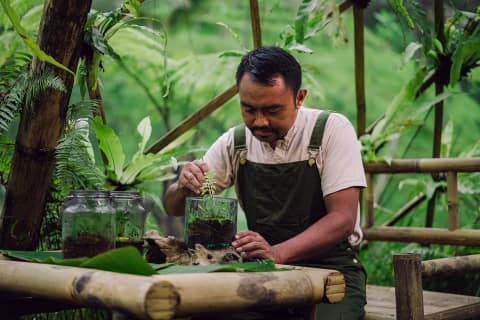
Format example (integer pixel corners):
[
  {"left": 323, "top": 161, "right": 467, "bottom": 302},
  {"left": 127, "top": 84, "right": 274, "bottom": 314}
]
[
  {"left": 145, "top": 84, "right": 238, "bottom": 154},
  {"left": 394, "top": 254, "right": 424, "bottom": 320},
  {"left": 160, "top": 268, "right": 344, "bottom": 316},
  {"left": 0, "top": 261, "right": 178, "bottom": 320},
  {"left": 249, "top": 0, "right": 262, "bottom": 48},
  {"left": 364, "top": 157, "right": 480, "bottom": 174},
  {"left": 353, "top": 4, "right": 366, "bottom": 136},
  {"left": 421, "top": 254, "right": 480, "bottom": 278},
  {"left": 365, "top": 173, "right": 374, "bottom": 227},
  {"left": 363, "top": 226, "right": 480, "bottom": 246},
  {"left": 447, "top": 171, "right": 459, "bottom": 231},
  {"left": 0, "top": 260, "right": 344, "bottom": 319}
]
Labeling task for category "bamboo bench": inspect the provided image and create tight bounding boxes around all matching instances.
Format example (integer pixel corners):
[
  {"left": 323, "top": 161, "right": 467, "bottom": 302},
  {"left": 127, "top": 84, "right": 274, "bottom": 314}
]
[
  {"left": 364, "top": 254, "right": 480, "bottom": 320},
  {"left": 362, "top": 158, "right": 480, "bottom": 319}
]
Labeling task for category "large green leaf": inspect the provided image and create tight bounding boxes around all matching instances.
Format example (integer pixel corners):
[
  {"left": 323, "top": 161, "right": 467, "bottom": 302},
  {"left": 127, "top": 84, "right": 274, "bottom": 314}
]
[
  {"left": 93, "top": 117, "right": 125, "bottom": 179},
  {"left": 154, "top": 259, "right": 287, "bottom": 274},
  {"left": 0, "top": 0, "right": 74, "bottom": 75},
  {"left": 132, "top": 116, "right": 152, "bottom": 161},
  {"left": 1, "top": 248, "right": 286, "bottom": 275},
  {"left": 1, "top": 247, "right": 157, "bottom": 276}
]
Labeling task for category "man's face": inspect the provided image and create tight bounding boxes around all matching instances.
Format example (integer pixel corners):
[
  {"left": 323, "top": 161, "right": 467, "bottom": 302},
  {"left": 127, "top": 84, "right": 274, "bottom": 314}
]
[{"left": 238, "top": 73, "right": 306, "bottom": 148}]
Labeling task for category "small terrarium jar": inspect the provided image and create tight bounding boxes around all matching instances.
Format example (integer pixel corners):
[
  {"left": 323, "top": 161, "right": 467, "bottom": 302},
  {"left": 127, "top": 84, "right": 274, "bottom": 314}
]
[
  {"left": 61, "top": 190, "right": 115, "bottom": 258},
  {"left": 110, "top": 191, "right": 146, "bottom": 253},
  {"left": 184, "top": 196, "right": 238, "bottom": 249}
]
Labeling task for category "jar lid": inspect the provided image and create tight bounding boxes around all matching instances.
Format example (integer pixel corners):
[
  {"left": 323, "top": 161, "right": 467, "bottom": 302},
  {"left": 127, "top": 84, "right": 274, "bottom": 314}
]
[
  {"left": 68, "top": 190, "right": 110, "bottom": 198},
  {"left": 110, "top": 191, "right": 142, "bottom": 199}
]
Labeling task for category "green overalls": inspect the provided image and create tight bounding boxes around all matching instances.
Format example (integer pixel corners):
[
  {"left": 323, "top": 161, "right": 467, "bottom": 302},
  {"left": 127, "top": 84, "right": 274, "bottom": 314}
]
[{"left": 234, "top": 111, "right": 367, "bottom": 320}]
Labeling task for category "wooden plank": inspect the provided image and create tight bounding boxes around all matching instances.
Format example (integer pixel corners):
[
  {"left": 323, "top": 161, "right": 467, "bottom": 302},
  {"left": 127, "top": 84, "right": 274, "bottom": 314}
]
[{"left": 366, "top": 285, "right": 480, "bottom": 320}]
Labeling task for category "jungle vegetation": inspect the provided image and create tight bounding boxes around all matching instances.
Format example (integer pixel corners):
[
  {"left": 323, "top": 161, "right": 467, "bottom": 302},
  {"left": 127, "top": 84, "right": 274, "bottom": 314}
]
[{"left": 0, "top": 0, "right": 479, "bottom": 298}]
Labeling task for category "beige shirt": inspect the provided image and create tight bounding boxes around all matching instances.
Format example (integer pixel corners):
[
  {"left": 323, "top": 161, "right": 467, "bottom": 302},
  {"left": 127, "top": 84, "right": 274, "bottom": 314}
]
[{"left": 203, "top": 107, "right": 367, "bottom": 245}]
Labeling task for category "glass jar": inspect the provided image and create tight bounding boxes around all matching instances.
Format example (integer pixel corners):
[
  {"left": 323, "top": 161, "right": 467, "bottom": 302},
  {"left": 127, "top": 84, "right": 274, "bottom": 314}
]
[
  {"left": 184, "top": 196, "right": 238, "bottom": 249},
  {"left": 110, "top": 191, "right": 146, "bottom": 253},
  {"left": 61, "top": 190, "right": 115, "bottom": 258}
]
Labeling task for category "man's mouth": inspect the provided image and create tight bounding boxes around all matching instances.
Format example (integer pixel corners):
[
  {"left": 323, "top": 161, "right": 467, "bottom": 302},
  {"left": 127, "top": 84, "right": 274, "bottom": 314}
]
[{"left": 253, "top": 128, "right": 274, "bottom": 138}]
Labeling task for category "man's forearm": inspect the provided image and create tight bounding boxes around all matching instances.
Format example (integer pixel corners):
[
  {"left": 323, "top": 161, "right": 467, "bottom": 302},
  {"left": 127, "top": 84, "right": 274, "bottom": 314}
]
[{"left": 273, "top": 210, "right": 355, "bottom": 264}]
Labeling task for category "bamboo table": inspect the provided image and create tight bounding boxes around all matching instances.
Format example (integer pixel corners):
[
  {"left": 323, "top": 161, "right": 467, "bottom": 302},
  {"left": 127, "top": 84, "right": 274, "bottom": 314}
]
[{"left": 0, "top": 257, "right": 345, "bottom": 319}]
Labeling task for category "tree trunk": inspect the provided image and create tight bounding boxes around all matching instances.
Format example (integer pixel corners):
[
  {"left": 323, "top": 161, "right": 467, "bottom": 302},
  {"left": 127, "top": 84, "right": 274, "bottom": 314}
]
[{"left": 0, "top": 0, "right": 92, "bottom": 249}]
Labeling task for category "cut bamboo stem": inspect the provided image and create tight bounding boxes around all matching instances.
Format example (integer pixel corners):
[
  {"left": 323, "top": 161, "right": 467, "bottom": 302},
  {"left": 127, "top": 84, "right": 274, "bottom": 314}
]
[
  {"left": 145, "top": 84, "right": 238, "bottom": 154},
  {"left": 249, "top": 0, "right": 262, "bottom": 48},
  {"left": 447, "top": 171, "right": 459, "bottom": 230},
  {"left": 363, "top": 226, "right": 480, "bottom": 246},
  {"left": 353, "top": 5, "right": 366, "bottom": 136},
  {"left": 421, "top": 254, "right": 480, "bottom": 278},
  {"left": 365, "top": 173, "right": 374, "bottom": 228},
  {"left": 364, "top": 157, "right": 480, "bottom": 174},
  {"left": 0, "top": 260, "right": 344, "bottom": 319}
]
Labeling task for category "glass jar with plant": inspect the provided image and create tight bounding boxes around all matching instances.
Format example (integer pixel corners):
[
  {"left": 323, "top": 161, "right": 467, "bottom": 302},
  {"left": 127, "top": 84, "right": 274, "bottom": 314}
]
[
  {"left": 61, "top": 190, "right": 116, "bottom": 258},
  {"left": 184, "top": 171, "right": 238, "bottom": 249},
  {"left": 110, "top": 191, "right": 147, "bottom": 253}
]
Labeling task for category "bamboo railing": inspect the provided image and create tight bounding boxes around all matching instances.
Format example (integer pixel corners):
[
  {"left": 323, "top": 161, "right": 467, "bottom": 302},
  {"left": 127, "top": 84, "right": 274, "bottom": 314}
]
[{"left": 363, "top": 157, "right": 480, "bottom": 246}]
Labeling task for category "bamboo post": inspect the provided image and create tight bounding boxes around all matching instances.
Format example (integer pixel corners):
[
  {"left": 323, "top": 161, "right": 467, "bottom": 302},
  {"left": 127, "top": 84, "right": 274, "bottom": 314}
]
[
  {"left": 249, "top": 0, "right": 262, "bottom": 48},
  {"left": 447, "top": 171, "right": 459, "bottom": 230},
  {"left": 353, "top": 4, "right": 366, "bottom": 136},
  {"left": 365, "top": 173, "right": 374, "bottom": 228},
  {"left": 394, "top": 254, "right": 424, "bottom": 320},
  {"left": 421, "top": 254, "right": 480, "bottom": 278},
  {"left": 145, "top": 85, "right": 238, "bottom": 154}
]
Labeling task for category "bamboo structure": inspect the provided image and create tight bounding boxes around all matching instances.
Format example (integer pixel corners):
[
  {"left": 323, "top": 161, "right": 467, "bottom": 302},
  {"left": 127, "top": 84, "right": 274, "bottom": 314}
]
[
  {"left": 364, "top": 157, "right": 480, "bottom": 174},
  {"left": 446, "top": 171, "right": 459, "bottom": 230},
  {"left": 363, "top": 227, "right": 480, "bottom": 246},
  {"left": 363, "top": 157, "right": 480, "bottom": 246},
  {"left": 146, "top": 84, "right": 238, "bottom": 154},
  {"left": 249, "top": 0, "right": 262, "bottom": 48},
  {"left": 353, "top": 3, "right": 366, "bottom": 136},
  {"left": 0, "top": 260, "right": 345, "bottom": 319},
  {"left": 421, "top": 254, "right": 480, "bottom": 278}
]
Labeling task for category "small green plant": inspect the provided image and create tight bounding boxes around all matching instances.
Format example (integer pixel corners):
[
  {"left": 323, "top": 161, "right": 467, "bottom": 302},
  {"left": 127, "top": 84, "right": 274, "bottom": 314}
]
[{"left": 185, "top": 171, "right": 237, "bottom": 249}]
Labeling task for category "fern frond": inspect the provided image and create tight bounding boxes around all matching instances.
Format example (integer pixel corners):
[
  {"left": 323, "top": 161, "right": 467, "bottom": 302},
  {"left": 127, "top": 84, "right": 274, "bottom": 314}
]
[{"left": 55, "top": 122, "right": 104, "bottom": 193}]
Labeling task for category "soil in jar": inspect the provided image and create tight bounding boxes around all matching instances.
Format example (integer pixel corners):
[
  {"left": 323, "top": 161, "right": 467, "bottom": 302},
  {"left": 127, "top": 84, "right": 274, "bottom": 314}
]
[
  {"left": 62, "top": 232, "right": 114, "bottom": 258},
  {"left": 187, "top": 218, "right": 235, "bottom": 249}
]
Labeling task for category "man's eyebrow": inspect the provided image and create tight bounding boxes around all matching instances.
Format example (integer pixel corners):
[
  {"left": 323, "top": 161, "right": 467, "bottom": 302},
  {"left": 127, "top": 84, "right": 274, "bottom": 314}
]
[{"left": 240, "top": 101, "right": 282, "bottom": 110}]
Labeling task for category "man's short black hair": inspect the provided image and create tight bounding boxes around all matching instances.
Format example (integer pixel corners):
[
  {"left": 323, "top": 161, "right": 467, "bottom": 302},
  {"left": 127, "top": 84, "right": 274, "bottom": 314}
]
[{"left": 235, "top": 46, "right": 302, "bottom": 95}]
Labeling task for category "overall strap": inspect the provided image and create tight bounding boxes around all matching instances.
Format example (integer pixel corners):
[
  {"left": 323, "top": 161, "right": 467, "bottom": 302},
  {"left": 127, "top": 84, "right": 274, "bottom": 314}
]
[
  {"left": 307, "top": 111, "right": 331, "bottom": 166},
  {"left": 234, "top": 125, "right": 247, "bottom": 164}
]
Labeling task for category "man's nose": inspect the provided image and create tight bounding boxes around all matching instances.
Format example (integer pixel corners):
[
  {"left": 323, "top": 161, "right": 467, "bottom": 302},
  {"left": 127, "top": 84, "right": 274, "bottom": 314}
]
[{"left": 254, "top": 112, "right": 269, "bottom": 127}]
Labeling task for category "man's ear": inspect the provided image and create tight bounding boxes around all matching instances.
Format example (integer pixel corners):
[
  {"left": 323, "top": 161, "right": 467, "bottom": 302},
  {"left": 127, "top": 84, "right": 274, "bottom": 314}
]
[{"left": 295, "top": 89, "right": 307, "bottom": 108}]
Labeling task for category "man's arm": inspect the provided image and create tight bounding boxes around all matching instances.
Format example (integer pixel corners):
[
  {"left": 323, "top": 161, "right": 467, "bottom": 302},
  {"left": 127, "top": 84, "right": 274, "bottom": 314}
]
[
  {"left": 232, "top": 187, "right": 360, "bottom": 263},
  {"left": 163, "top": 160, "right": 209, "bottom": 216}
]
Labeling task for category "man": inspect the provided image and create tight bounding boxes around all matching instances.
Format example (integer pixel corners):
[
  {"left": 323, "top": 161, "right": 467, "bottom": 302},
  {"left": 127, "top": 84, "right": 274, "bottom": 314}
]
[{"left": 164, "top": 46, "right": 367, "bottom": 319}]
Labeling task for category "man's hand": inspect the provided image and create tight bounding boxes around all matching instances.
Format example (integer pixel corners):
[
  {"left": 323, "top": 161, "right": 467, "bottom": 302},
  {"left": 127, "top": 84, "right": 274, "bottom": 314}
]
[
  {"left": 232, "top": 230, "right": 282, "bottom": 263},
  {"left": 178, "top": 160, "right": 209, "bottom": 195}
]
